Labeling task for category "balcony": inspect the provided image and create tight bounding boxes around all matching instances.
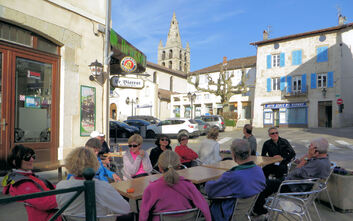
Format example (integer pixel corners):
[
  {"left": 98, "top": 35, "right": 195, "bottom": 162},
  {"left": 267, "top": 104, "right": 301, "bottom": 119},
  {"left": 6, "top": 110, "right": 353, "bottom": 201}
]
[{"left": 283, "top": 86, "right": 308, "bottom": 98}]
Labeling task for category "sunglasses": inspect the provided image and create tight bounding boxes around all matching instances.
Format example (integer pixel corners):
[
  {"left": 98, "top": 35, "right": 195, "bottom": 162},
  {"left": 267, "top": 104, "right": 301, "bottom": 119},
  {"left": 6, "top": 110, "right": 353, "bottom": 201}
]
[
  {"left": 160, "top": 138, "right": 169, "bottom": 142},
  {"left": 270, "top": 132, "right": 279, "bottom": 135},
  {"left": 128, "top": 144, "right": 139, "bottom": 148},
  {"left": 23, "top": 154, "right": 36, "bottom": 161}
]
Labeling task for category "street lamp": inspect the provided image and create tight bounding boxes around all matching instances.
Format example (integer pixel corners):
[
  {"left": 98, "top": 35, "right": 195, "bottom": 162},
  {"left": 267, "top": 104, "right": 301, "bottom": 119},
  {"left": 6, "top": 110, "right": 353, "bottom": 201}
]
[
  {"left": 187, "top": 92, "right": 196, "bottom": 119},
  {"left": 126, "top": 97, "right": 139, "bottom": 116},
  {"left": 89, "top": 60, "right": 103, "bottom": 77},
  {"left": 322, "top": 88, "right": 327, "bottom": 98}
]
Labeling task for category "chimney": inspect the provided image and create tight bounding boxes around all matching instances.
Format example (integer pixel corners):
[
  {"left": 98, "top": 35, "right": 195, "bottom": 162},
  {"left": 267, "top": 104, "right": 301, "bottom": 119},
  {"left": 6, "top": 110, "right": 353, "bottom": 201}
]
[
  {"left": 263, "top": 30, "right": 269, "bottom": 40},
  {"left": 338, "top": 14, "right": 347, "bottom": 25}
]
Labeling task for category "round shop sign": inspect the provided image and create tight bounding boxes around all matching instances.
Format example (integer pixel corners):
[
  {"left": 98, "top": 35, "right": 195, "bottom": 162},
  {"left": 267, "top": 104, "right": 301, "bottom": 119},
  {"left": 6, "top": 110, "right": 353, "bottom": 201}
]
[{"left": 120, "top": 56, "right": 137, "bottom": 73}]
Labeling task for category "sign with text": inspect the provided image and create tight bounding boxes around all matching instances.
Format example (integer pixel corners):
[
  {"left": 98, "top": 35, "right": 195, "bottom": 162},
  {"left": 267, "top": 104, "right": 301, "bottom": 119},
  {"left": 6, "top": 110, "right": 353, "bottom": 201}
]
[
  {"left": 110, "top": 76, "right": 144, "bottom": 89},
  {"left": 264, "top": 102, "right": 307, "bottom": 109}
]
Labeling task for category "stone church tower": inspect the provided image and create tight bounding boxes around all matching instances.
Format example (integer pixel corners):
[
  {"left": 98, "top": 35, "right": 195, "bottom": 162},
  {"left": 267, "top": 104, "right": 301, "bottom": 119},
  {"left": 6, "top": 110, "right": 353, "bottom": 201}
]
[{"left": 158, "top": 12, "right": 190, "bottom": 73}]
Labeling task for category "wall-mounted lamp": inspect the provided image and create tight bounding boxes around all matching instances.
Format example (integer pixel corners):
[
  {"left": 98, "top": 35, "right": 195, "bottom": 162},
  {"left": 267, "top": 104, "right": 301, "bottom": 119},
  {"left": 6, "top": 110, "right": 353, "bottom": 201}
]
[
  {"left": 322, "top": 88, "right": 327, "bottom": 98},
  {"left": 89, "top": 60, "right": 105, "bottom": 83}
]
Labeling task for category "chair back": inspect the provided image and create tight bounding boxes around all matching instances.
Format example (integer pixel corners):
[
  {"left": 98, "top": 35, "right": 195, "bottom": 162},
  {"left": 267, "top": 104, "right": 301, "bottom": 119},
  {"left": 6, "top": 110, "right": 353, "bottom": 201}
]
[
  {"left": 152, "top": 208, "right": 201, "bottom": 221},
  {"left": 232, "top": 194, "right": 259, "bottom": 221},
  {"left": 62, "top": 213, "right": 121, "bottom": 221}
]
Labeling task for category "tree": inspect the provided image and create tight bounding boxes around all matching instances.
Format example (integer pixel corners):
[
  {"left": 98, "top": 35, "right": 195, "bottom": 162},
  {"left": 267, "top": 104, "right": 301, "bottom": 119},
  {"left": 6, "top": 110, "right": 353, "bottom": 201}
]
[{"left": 187, "top": 57, "right": 249, "bottom": 112}]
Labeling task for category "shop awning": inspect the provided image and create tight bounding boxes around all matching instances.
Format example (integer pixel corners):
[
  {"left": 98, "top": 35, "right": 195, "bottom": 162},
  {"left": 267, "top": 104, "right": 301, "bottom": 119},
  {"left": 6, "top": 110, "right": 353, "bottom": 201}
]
[{"left": 110, "top": 29, "right": 146, "bottom": 74}]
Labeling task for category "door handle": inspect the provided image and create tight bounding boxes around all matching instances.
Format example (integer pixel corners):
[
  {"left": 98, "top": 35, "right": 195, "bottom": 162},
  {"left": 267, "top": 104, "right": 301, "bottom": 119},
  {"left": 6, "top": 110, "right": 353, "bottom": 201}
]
[{"left": 0, "top": 119, "right": 8, "bottom": 131}]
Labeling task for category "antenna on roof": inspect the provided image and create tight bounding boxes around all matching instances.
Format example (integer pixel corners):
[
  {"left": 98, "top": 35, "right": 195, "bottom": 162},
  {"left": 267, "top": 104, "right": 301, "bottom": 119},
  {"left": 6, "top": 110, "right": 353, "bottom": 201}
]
[{"left": 266, "top": 25, "right": 272, "bottom": 37}]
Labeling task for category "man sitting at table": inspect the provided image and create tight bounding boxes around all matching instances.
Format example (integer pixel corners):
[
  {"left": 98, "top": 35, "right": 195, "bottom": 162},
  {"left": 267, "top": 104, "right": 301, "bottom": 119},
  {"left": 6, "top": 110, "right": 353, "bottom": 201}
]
[
  {"left": 205, "top": 139, "right": 266, "bottom": 221},
  {"left": 253, "top": 137, "right": 331, "bottom": 216}
]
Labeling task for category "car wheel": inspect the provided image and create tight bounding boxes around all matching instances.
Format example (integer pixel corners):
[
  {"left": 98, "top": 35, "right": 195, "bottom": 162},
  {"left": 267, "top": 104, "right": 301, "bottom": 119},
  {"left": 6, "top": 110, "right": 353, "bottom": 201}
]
[
  {"left": 146, "top": 130, "right": 156, "bottom": 138},
  {"left": 177, "top": 130, "right": 189, "bottom": 138}
]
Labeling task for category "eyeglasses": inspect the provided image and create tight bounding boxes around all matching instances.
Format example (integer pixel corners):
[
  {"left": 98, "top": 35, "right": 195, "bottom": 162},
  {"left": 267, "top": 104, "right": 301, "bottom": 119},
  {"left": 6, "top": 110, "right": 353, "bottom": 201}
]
[
  {"left": 160, "top": 138, "right": 169, "bottom": 142},
  {"left": 128, "top": 144, "right": 139, "bottom": 148},
  {"left": 270, "top": 132, "right": 278, "bottom": 135},
  {"left": 23, "top": 154, "right": 36, "bottom": 161}
]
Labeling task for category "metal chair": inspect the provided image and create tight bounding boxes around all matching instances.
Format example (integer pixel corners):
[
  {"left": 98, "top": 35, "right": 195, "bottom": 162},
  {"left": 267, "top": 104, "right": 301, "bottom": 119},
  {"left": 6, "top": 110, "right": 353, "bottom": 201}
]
[
  {"left": 208, "top": 193, "right": 260, "bottom": 221},
  {"left": 62, "top": 213, "right": 123, "bottom": 221},
  {"left": 264, "top": 179, "right": 325, "bottom": 221},
  {"left": 152, "top": 208, "right": 201, "bottom": 221},
  {"left": 317, "top": 163, "right": 335, "bottom": 212}
]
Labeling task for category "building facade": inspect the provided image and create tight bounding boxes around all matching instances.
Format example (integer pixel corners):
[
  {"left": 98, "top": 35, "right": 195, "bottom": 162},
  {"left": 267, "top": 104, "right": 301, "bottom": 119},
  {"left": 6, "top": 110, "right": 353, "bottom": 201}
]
[
  {"left": 0, "top": 0, "right": 109, "bottom": 162},
  {"left": 172, "top": 56, "right": 256, "bottom": 127},
  {"left": 251, "top": 22, "right": 353, "bottom": 128},
  {"left": 158, "top": 12, "right": 190, "bottom": 73}
]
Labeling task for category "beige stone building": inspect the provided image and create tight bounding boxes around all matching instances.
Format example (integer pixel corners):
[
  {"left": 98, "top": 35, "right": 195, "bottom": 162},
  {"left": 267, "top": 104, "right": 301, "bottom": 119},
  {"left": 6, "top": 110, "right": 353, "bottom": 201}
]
[
  {"left": 251, "top": 20, "right": 353, "bottom": 128},
  {"left": 0, "top": 0, "right": 109, "bottom": 163}
]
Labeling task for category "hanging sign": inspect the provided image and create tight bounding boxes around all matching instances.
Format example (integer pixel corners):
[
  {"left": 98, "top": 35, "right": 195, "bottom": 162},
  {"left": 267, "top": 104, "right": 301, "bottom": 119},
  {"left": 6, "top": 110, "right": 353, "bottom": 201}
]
[
  {"left": 110, "top": 76, "right": 144, "bottom": 89},
  {"left": 120, "top": 56, "right": 137, "bottom": 73}
]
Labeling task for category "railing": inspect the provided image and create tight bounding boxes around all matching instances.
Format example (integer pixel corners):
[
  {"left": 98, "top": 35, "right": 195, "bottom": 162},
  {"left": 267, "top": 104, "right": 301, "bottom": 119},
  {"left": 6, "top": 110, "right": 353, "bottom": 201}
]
[
  {"left": 283, "top": 86, "right": 308, "bottom": 97},
  {"left": 0, "top": 168, "right": 97, "bottom": 221}
]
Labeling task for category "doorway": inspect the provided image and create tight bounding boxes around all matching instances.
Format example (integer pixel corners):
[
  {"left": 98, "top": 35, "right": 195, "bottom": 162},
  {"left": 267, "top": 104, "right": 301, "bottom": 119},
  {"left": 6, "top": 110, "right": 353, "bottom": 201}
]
[
  {"left": 318, "top": 101, "right": 332, "bottom": 128},
  {"left": 273, "top": 109, "right": 279, "bottom": 127}
]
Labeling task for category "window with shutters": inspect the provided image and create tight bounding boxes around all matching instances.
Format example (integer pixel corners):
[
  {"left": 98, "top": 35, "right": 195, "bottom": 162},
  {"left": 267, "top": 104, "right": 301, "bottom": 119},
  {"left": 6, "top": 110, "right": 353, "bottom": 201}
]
[
  {"left": 272, "top": 78, "right": 280, "bottom": 90},
  {"left": 292, "top": 76, "right": 302, "bottom": 92},
  {"left": 317, "top": 73, "right": 327, "bottom": 88},
  {"left": 272, "top": 54, "right": 280, "bottom": 67}
]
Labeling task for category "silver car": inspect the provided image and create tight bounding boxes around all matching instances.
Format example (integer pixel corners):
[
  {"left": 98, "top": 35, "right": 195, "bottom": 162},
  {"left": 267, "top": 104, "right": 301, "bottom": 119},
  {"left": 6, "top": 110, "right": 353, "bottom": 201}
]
[{"left": 195, "top": 115, "right": 225, "bottom": 132}]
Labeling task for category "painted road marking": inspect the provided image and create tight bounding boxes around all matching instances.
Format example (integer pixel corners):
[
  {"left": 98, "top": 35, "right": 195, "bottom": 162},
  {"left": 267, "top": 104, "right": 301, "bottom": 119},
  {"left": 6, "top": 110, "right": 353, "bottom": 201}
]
[
  {"left": 328, "top": 143, "right": 340, "bottom": 150},
  {"left": 336, "top": 140, "right": 353, "bottom": 150},
  {"left": 219, "top": 137, "right": 232, "bottom": 144}
]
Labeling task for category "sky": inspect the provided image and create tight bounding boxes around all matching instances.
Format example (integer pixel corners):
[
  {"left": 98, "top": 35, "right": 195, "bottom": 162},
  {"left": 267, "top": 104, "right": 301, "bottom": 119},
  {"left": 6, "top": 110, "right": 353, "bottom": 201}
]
[{"left": 111, "top": 0, "right": 353, "bottom": 72}]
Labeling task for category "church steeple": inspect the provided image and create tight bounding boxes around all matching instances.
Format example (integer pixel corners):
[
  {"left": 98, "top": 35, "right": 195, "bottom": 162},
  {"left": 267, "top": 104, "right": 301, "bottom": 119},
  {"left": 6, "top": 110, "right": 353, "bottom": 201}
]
[
  {"left": 158, "top": 13, "right": 190, "bottom": 73},
  {"left": 166, "top": 12, "right": 182, "bottom": 47}
]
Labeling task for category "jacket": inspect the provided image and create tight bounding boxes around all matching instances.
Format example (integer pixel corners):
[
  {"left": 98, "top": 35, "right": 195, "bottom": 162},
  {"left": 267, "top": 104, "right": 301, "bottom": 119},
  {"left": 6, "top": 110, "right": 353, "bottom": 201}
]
[
  {"left": 175, "top": 145, "right": 198, "bottom": 164},
  {"left": 262, "top": 137, "right": 296, "bottom": 166},
  {"left": 198, "top": 139, "right": 222, "bottom": 165},
  {"left": 149, "top": 146, "right": 172, "bottom": 170},
  {"left": 139, "top": 176, "right": 211, "bottom": 221},
  {"left": 2, "top": 170, "right": 60, "bottom": 221},
  {"left": 205, "top": 162, "right": 266, "bottom": 221},
  {"left": 122, "top": 150, "right": 152, "bottom": 180}
]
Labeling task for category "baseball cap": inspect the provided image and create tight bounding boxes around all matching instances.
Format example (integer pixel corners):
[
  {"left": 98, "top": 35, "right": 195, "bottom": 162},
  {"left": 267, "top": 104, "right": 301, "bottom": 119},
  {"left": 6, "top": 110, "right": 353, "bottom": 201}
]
[{"left": 90, "top": 131, "right": 105, "bottom": 138}]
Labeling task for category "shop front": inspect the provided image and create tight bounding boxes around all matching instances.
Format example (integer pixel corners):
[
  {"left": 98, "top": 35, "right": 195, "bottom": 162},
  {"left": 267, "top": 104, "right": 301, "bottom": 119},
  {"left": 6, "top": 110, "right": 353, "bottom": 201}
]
[{"left": 263, "top": 102, "right": 308, "bottom": 128}]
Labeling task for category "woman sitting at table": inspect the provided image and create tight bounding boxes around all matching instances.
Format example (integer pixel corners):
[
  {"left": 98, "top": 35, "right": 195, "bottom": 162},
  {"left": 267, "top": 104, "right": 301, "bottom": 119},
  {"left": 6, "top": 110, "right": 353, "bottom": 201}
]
[
  {"left": 175, "top": 134, "right": 199, "bottom": 167},
  {"left": 2, "top": 145, "right": 61, "bottom": 221},
  {"left": 149, "top": 134, "right": 172, "bottom": 170},
  {"left": 139, "top": 150, "right": 212, "bottom": 221},
  {"left": 198, "top": 127, "right": 222, "bottom": 165},
  {"left": 122, "top": 134, "right": 152, "bottom": 180},
  {"left": 56, "top": 147, "right": 132, "bottom": 220}
]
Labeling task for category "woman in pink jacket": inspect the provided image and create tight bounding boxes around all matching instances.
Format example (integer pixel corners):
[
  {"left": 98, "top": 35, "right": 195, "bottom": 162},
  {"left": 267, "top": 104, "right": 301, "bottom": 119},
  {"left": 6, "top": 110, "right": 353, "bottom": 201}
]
[
  {"left": 2, "top": 145, "right": 61, "bottom": 221},
  {"left": 139, "top": 150, "right": 211, "bottom": 221}
]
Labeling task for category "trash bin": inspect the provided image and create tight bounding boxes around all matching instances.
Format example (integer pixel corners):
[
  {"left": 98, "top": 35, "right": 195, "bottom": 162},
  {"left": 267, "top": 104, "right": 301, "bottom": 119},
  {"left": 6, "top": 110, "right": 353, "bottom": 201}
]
[{"left": 140, "top": 125, "right": 147, "bottom": 138}]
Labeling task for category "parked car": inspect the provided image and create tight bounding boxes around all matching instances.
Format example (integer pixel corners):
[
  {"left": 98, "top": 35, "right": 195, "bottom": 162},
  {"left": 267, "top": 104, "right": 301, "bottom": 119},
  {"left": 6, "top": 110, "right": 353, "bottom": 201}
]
[
  {"left": 195, "top": 115, "right": 226, "bottom": 132},
  {"left": 124, "top": 119, "right": 161, "bottom": 138},
  {"left": 157, "top": 118, "right": 200, "bottom": 138},
  {"left": 127, "top": 115, "right": 160, "bottom": 124},
  {"left": 109, "top": 121, "right": 139, "bottom": 140},
  {"left": 195, "top": 119, "right": 210, "bottom": 136}
]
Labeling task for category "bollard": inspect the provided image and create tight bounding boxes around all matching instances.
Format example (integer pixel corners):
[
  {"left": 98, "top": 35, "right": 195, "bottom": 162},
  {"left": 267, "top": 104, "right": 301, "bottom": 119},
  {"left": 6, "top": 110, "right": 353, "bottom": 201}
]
[{"left": 83, "top": 168, "right": 97, "bottom": 221}]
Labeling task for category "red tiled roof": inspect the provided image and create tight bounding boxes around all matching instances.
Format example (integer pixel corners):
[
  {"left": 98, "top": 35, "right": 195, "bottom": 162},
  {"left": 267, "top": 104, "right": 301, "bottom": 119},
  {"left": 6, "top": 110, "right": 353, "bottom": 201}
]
[
  {"left": 250, "top": 22, "right": 353, "bottom": 46},
  {"left": 189, "top": 56, "right": 256, "bottom": 76},
  {"left": 147, "top": 61, "right": 187, "bottom": 78}
]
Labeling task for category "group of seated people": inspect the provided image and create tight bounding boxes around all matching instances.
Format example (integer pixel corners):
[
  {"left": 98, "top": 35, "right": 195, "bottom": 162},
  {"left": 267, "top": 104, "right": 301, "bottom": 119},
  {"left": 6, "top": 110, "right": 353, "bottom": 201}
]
[{"left": 1, "top": 125, "right": 332, "bottom": 221}]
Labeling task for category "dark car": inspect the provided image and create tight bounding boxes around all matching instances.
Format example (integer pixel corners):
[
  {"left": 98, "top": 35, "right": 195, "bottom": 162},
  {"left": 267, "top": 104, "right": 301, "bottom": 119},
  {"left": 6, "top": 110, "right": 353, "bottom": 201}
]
[
  {"left": 124, "top": 119, "right": 161, "bottom": 138},
  {"left": 127, "top": 115, "right": 160, "bottom": 124},
  {"left": 109, "top": 121, "right": 139, "bottom": 141},
  {"left": 195, "top": 119, "right": 210, "bottom": 136}
]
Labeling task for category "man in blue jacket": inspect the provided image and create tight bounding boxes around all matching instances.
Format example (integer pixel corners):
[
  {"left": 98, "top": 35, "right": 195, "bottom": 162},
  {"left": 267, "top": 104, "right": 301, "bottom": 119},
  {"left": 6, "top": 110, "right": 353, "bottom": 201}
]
[{"left": 205, "top": 139, "right": 266, "bottom": 221}]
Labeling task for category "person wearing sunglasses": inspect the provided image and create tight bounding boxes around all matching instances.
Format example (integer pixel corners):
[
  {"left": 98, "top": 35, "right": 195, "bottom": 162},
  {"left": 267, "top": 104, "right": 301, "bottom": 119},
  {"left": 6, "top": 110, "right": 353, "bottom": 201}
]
[
  {"left": 261, "top": 127, "right": 296, "bottom": 179},
  {"left": 122, "top": 134, "right": 152, "bottom": 180},
  {"left": 149, "top": 134, "right": 172, "bottom": 170},
  {"left": 2, "top": 145, "right": 61, "bottom": 221},
  {"left": 175, "top": 134, "right": 198, "bottom": 168}
]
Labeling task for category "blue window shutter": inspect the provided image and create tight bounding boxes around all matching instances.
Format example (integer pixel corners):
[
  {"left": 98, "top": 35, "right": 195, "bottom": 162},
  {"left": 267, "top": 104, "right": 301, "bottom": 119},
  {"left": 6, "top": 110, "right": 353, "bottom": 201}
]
[
  {"left": 317, "top": 46, "right": 328, "bottom": 62},
  {"left": 298, "top": 50, "right": 302, "bottom": 64},
  {"left": 287, "top": 76, "right": 292, "bottom": 93},
  {"left": 292, "top": 51, "right": 297, "bottom": 65},
  {"left": 267, "top": 55, "right": 271, "bottom": 69},
  {"left": 280, "top": 76, "right": 285, "bottom": 91},
  {"left": 301, "top": 74, "right": 307, "bottom": 92},
  {"left": 311, "top": 73, "right": 317, "bottom": 89},
  {"left": 327, "top": 71, "right": 334, "bottom": 88},
  {"left": 280, "top": 53, "right": 285, "bottom": 67},
  {"left": 267, "top": 78, "right": 272, "bottom": 92}
]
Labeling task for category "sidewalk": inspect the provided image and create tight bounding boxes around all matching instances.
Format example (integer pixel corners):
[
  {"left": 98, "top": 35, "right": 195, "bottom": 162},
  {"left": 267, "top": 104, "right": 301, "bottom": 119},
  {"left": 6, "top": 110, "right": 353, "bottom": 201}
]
[{"left": 1, "top": 170, "right": 352, "bottom": 220}]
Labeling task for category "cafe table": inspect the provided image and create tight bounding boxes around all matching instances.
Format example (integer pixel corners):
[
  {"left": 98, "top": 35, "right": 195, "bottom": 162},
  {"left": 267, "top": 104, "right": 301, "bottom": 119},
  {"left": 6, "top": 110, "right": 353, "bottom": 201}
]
[
  {"left": 104, "top": 151, "right": 126, "bottom": 158},
  {"left": 201, "top": 156, "right": 283, "bottom": 170}
]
